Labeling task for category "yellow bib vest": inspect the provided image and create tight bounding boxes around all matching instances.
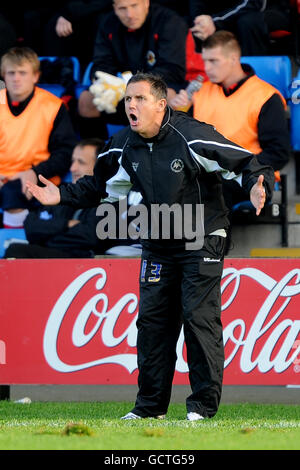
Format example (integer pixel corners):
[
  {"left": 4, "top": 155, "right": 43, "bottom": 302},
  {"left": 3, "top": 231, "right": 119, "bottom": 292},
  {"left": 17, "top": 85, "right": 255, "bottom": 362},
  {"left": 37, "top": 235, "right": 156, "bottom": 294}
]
[
  {"left": 193, "top": 75, "right": 286, "bottom": 155},
  {"left": 0, "top": 87, "right": 62, "bottom": 177}
]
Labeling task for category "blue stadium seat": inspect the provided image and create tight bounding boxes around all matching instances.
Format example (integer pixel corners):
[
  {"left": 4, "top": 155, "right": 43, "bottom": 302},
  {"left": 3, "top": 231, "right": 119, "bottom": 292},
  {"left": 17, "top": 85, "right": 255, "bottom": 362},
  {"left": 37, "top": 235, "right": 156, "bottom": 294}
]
[
  {"left": 289, "top": 68, "right": 300, "bottom": 151},
  {"left": 290, "top": 68, "right": 300, "bottom": 193},
  {"left": 38, "top": 56, "right": 81, "bottom": 97},
  {"left": 37, "top": 83, "right": 66, "bottom": 97},
  {"left": 241, "top": 56, "right": 292, "bottom": 99},
  {"left": 107, "top": 124, "right": 125, "bottom": 138},
  {"left": 39, "top": 56, "right": 81, "bottom": 82},
  {"left": 75, "top": 61, "right": 94, "bottom": 99},
  {"left": 62, "top": 171, "right": 72, "bottom": 183},
  {"left": 290, "top": 98, "right": 300, "bottom": 151},
  {"left": 80, "top": 61, "right": 94, "bottom": 86},
  {"left": 0, "top": 228, "right": 27, "bottom": 258}
]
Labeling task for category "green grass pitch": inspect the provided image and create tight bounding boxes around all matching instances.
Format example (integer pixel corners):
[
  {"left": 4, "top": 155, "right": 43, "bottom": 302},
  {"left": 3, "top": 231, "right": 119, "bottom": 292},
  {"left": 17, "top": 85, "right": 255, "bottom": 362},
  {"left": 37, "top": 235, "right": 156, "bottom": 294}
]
[{"left": 0, "top": 401, "right": 299, "bottom": 451}]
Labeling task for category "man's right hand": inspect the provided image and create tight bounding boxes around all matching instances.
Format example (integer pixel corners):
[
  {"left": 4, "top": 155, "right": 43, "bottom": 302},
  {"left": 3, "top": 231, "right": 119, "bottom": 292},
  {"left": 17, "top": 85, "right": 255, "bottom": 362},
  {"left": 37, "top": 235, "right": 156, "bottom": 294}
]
[
  {"left": 56, "top": 16, "right": 73, "bottom": 37},
  {"left": 26, "top": 175, "right": 61, "bottom": 206}
]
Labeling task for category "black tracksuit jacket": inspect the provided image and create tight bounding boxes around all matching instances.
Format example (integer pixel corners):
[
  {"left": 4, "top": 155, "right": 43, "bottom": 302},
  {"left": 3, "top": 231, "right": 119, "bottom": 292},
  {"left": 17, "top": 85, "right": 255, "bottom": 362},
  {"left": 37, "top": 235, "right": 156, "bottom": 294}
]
[
  {"left": 189, "top": 0, "right": 266, "bottom": 26},
  {"left": 60, "top": 107, "right": 274, "bottom": 251},
  {"left": 90, "top": 3, "right": 188, "bottom": 89}
]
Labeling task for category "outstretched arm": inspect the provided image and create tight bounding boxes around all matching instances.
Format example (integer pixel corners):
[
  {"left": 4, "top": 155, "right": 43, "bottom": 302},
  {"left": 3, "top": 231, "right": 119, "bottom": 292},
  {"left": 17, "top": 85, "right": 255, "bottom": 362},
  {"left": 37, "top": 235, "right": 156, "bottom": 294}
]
[
  {"left": 250, "top": 175, "right": 266, "bottom": 216},
  {"left": 26, "top": 175, "right": 61, "bottom": 206}
]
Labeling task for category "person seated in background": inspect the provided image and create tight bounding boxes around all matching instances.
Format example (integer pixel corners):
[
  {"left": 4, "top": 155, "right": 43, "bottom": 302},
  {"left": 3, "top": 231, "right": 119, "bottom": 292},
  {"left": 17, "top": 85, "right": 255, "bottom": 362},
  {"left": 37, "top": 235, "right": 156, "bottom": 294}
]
[
  {"left": 189, "top": 0, "right": 271, "bottom": 56},
  {"left": 0, "top": 47, "right": 78, "bottom": 229},
  {"left": 23, "top": 1, "right": 113, "bottom": 69},
  {"left": 77, "top": 0, "right": 188, "bottom": 139},
  {"left": 169, "top": 31, "right": 291, "bottom": 250},
  {"left": 4, "top": 138, "right": 104, "bottom": 258},
  {"left": 4, "top": 138, "right": 142, "bottom": 259},
  {"left": 151, "top": 0, "right": 190, "bottom": 23},
  {"left": 0, "top": 8, "right": 18, "bottom": 60}
]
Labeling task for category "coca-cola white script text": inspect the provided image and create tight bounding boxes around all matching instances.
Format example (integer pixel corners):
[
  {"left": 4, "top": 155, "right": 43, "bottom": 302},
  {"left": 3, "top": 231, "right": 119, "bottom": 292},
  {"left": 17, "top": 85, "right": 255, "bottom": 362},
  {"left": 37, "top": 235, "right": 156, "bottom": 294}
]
[{"left": 43, "top": 266, "right": 300, "bottom": 376}]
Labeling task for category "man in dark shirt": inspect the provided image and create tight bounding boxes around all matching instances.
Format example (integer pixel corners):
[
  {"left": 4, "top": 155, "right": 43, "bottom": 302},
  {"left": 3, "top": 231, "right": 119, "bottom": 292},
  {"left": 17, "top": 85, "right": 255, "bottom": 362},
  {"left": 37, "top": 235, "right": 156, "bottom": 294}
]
[
  {"left": 36, "top": 1, "right": 113, "bottom": 68},
  {"left": 189, "top": 0, "right": 289, "bottom": 55},
  {"left": 4, "top": 137, "right": 143, "bottom": 258},
  {"left": 26, "top": 72, "right": 273, "bottom": 420},
  {"left": 77, "top": 0, "right": 188, "bottom": 139},
  {"left": 4, "top": 138, "right": 106, "bottom": 258}
]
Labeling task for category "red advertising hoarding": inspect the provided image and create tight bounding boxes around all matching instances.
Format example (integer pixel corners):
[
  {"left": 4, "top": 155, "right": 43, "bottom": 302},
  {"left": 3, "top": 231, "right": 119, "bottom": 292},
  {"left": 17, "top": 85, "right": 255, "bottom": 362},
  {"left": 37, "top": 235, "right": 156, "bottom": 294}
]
[{"left": 0, "top": 258, "right": 299, "bottom": 385}]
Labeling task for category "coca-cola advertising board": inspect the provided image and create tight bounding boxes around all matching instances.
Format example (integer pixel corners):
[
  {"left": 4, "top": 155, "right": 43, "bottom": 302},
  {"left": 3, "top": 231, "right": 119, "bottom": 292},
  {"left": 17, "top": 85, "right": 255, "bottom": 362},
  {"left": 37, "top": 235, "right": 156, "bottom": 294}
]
[{"left": 0, "top": 258, "right": 299, "bottom": 385}]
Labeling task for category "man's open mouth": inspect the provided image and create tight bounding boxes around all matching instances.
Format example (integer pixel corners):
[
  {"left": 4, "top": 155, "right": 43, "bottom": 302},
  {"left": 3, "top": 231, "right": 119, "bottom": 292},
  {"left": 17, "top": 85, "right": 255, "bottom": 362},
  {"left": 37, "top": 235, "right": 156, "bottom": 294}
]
[{"left": 130, "top": 113, "right": 138, "bottom": 122}]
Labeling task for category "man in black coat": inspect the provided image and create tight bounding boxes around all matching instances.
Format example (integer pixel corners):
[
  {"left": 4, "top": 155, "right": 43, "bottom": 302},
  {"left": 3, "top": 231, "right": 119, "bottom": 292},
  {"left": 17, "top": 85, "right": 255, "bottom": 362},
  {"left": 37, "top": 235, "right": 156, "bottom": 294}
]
[
  {"left": 5, "top": 137, "right": 142, "bottom": 258},
  {"left": 77, "top": 0, "right": 188, "bottom": 139},
  {"left": 4, "top": 138, "right": 107, "bottom": 258},
  {"left": 26, "top": 72, "right": 273, "bottom": 420},
  {"left": 189, "top": 0, "right": 291, "bottom": 55}
]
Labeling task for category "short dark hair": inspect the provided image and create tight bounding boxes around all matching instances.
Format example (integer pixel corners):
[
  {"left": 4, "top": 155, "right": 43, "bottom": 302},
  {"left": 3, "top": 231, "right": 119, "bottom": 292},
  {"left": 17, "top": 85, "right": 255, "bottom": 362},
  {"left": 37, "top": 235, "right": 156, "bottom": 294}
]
[
  {"left": 76, "top": 138, "right": 105, "bottom": 158},
  {"left": 202, "top": 31, "right": 241, "bottom": 56},
  {"left": 127, "top": 72, "right": 168, "bottom": 100}
]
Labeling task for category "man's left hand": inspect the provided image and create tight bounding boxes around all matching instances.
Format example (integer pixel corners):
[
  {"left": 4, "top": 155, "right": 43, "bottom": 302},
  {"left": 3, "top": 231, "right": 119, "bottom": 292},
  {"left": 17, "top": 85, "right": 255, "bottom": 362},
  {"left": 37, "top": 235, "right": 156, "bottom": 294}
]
[{"left": 250, "top": 174, "right": 266, "bottom": 216}]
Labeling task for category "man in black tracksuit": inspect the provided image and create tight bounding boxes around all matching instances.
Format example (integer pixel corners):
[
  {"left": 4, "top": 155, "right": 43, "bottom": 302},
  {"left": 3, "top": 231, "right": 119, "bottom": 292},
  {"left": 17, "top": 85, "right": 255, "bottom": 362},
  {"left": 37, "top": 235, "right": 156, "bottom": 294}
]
[
  {"left": 189, "top": 0, "right": 290, "bottom": 55},
  {"left": 27, "top": 73, "right": 274, "bottom": 421},
  {"left": 78, "top": 0, "right": 188, "bottom": 139},
  {"left": 90, "top": 0, "right": 187, "bottom": 90}
]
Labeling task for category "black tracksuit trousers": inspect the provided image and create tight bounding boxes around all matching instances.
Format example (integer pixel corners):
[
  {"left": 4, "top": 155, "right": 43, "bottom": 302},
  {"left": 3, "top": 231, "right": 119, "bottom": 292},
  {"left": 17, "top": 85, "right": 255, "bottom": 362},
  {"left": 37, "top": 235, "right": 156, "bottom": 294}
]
[{"left": 132, "top": 235, "right": 226, "bottom": 419}]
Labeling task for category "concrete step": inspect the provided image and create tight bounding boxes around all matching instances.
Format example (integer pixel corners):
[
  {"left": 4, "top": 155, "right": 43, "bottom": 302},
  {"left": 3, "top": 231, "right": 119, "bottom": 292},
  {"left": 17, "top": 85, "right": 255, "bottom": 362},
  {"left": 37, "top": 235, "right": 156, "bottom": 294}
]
[{"left": 227, "top": 156, "right": 300, "bottom": 257}]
